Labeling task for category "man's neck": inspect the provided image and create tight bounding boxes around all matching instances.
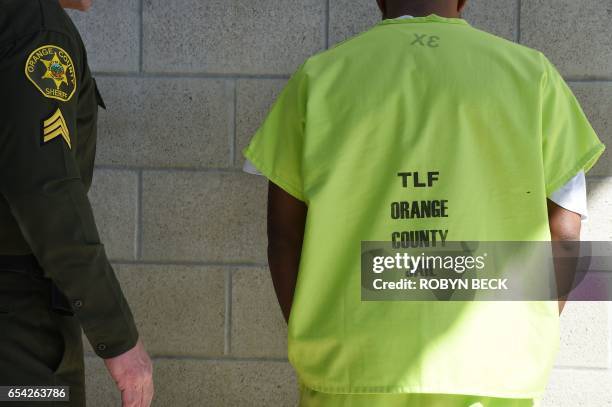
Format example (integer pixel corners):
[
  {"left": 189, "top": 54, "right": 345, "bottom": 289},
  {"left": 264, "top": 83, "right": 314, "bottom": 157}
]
[{"left": 384, "top": 4, "right": 460, "bottom": 19}]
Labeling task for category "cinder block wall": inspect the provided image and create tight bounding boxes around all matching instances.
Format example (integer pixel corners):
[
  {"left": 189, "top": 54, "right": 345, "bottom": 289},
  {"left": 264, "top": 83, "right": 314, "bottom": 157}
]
[{"left": 67, "top": 0, "right": 611, "bottom": 405}]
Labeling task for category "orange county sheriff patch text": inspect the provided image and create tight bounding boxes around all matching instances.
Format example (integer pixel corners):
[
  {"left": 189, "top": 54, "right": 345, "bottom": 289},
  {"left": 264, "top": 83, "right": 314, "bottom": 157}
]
[{"left": 25, "top": 45, "right": 77, "bottom": 102}]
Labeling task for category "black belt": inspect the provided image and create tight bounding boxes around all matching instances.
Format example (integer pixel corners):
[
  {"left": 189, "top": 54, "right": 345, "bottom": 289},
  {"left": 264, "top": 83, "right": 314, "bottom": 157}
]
[
  {"left": 0, "top": 254, "right": 44, "bottom": 276},
  {"left": 0, "top": 254, "right": 74, "bottom": 315}
]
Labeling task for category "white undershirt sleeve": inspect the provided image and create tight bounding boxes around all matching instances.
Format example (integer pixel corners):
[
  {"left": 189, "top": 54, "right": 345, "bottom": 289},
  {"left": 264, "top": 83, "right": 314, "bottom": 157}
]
[
  {"left": 242, "top": 158, "right": 263, "bottom": 175},
  {"left": 548, "top": 170, "right": 588, "bottom": 221}
]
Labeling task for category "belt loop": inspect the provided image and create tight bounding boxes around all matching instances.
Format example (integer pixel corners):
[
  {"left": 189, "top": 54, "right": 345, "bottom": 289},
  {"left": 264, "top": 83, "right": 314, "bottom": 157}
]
[
  {"left": 51, "top": 283, "right": 74, "bottom": 316},
  {"left": 0, "top": 254, "right": 43, "bottom": 277}
]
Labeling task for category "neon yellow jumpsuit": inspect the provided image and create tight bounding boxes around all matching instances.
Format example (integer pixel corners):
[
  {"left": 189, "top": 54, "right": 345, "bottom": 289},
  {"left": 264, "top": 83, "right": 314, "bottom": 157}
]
[{"left": 243, "top": 13, "right": 605, "bottom": 407}]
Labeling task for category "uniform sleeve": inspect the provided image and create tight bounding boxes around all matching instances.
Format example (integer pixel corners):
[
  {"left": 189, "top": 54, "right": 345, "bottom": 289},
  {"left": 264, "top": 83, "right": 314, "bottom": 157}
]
[
  {"left": 540, "top": 54, "right": 606, "bottom": 196},
  {"left": 242, "top": 65, "right": 308, "bottom": 201},
  {"left": 0, "top": 30, "right": 138, "bottom": 359}
]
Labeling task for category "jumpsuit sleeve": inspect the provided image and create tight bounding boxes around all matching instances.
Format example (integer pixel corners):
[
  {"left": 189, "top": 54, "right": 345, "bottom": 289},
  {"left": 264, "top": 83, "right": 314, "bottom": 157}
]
[
  {"left": 0, "top": 30, "right": 139, "bottom": 359},
  {"left": 242, "top": 64, "right": 308, "bottom": 202}
]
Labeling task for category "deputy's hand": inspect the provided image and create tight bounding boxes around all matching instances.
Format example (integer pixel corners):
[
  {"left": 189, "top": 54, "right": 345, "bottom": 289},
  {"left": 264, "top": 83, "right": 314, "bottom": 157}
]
[
  {"left": 58, "top": 0, "right": 93, "bottom": 11},
  {"left": 104, "top": 340, "right": 154, "bottom": 407}
]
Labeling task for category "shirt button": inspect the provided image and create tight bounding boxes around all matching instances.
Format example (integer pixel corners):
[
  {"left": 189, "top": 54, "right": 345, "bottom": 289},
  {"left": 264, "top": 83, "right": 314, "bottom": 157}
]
[
  {"left": 73, "top": 299, "right": 83, "bottom": 309},
  {"left": 96, "top": 343, "right": 107, "bottom": 352}
]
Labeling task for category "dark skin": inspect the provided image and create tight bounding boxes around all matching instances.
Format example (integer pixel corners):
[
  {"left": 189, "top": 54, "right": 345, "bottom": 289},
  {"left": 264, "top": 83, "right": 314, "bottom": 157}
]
[
  {"left": 547, "top": 200, "right": 582, "bottom": 314},
  {"left": 376, "top": 0, "right": 469, "bottom": 19},
  {"left": 267, "top": 0, "right": 582, "bottom": 322},
  {"left": 267, "top": 182, "right": 307, "bottom": 323}
]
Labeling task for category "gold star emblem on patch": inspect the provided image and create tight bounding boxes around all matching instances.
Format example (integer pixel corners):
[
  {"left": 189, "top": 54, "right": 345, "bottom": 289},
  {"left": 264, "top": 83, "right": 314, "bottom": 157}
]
[
  {"left": 25, "top": 45, "right": 77, "bottom": 102},
  {"left": 42, "top": 108, "right": 71, "bottom": 149},
  {"left": 41, "top": 52, "right": 69, "bottom": 90}
]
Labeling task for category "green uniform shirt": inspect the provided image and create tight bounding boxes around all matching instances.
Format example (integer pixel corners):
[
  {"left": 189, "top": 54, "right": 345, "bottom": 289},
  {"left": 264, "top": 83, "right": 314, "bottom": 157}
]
[
  {"left": 243, "top": 14, "right": 605, "bottom": 398},
  {"left": 0, "top": 0, "right": 138, "bottom": 358}
]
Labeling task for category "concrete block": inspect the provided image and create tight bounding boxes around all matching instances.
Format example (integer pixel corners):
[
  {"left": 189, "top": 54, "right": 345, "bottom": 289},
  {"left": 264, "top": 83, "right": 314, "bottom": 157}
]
[
  {"left": 82, "top": 264, "right": 226, "bottom": 356},
  {"left": 85, "top": 356, "right": 119, "bottom": 406},
  {"left": 521, "top": 0, "right": 612, "bottom": 78},
  {"left": 88, "top": 169, "right": 138, "bottom": 261},
  {"left": 153, "top": 359, "right": 298, "bottom": 407},
  {"left": 583, "top": 178, "right": 612, "bottom": 240},
  {"left": 94, "top": 77, "right": 230, "bottom": 168},
  {"left": 115, "top": 264, "right": 226, "bottom": 357},
  {"left": 231, "top": 267, "right": 287, "bottom": 357},
  {"left": 142, "top": 0, "right": 326, "bottom": 75},
  {"left": 141, "top": 171, "right": 267, "bottom": 262},
  {"left": 66, "top": 0, "right": 139, "bottom": 73},
  {"left": 570, "top": 82, "right": 612, "bottom": 176},
  {"left": 328, "top": 0, "right": 379, "bottom": 46},
  {"left": 461, "top": 0, "right": 518, "bottom": 41},
  {"left": 236, "top": 79, "right": 287, "bottom": 166},
  {"left": 556, "top": 301, "right": 609, "bottom": 368},
  {"left": 543, "top": 367, "right": 612, "bottom": 406},
  {"left": 328, "top": 0, "right": 517, "bottom": 46}
]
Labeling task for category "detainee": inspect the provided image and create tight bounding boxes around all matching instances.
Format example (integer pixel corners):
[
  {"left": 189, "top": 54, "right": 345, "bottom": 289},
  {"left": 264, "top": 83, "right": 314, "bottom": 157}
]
[
  {"left": 0, "top": 1, "right": 153, "bottom": 406},
  {"left": 242, "top": 0, "right": 605, "bottom": 406}
]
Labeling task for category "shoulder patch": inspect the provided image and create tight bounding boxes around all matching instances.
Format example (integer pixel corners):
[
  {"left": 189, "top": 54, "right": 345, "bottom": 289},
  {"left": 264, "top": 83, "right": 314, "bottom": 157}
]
[
  {"left": 42, "top": 108, "right": 71, "bottom": 149},
  {"left": 25, "top": 45, "right": 77, "bottom": 102}
]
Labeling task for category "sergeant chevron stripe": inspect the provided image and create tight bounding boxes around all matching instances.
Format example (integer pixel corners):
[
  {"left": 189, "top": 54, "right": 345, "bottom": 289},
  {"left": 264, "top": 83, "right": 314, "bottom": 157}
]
[{"left": 42, "top": 108, "right": 71, "bottom": 148}]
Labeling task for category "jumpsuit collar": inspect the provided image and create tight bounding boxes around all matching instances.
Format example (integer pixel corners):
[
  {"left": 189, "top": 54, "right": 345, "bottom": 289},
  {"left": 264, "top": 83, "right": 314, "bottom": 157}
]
[{"left": 379, "top": 13, "right": 470, "bottom": 26}]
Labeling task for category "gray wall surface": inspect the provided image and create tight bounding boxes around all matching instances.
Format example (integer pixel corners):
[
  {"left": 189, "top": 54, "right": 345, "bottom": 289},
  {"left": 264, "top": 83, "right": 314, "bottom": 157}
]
[{"left": 67, "top": 0, "right": 612, "bottom": 405}]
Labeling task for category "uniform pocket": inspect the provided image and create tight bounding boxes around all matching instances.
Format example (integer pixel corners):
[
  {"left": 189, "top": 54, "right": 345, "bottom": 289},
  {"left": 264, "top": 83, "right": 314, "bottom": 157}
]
[
  {"left": 50, "top": 329, "right": 67, "bottom": 375},
  {"left": 49, "top": 313, "right": 81, "bottom": 377},
  {"left": 49, "top": 312, "right": 86, "bottom": 404}
]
